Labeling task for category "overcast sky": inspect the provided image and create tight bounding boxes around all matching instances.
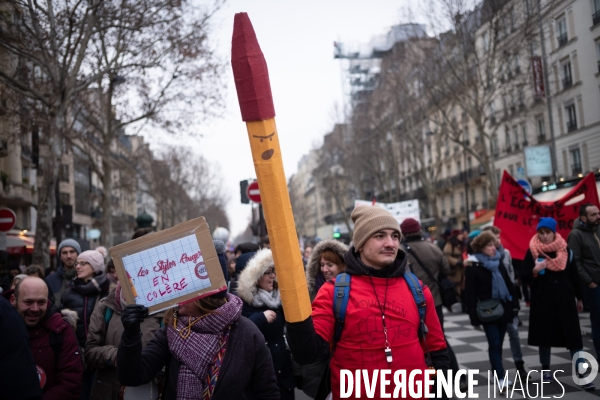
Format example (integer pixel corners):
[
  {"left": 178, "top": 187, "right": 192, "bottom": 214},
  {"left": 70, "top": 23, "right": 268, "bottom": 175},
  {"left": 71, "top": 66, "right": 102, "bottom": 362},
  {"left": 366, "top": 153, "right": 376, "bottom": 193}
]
[{"left": 156, "top": 1, "right": 416, "bottom": 238}]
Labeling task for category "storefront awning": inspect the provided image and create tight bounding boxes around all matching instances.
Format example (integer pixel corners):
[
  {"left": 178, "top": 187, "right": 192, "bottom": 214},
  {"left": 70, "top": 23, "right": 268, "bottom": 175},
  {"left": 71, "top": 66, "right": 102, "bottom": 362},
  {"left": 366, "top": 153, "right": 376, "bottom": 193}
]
[{"left": 6, "top": 235, "right": 56, "bottom": 255}]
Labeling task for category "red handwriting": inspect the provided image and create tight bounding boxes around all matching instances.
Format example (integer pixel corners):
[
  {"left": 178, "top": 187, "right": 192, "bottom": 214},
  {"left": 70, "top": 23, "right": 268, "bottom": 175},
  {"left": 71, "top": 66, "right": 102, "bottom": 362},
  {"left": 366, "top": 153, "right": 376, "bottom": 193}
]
[
  {"left": 137, "top": 267, "right": 149, "bottom": 277},
  {"left": 153, "top": 259, "right": 176, "bottom": 275},
  {"left": 146, "top": 278, "right": 188, "bottom": 302},
  {"left": 153, "top": 275, "right": 170, "bottom": 287},
  {"left": 180, "top": 251, "right": 202, "bottom": 264}
]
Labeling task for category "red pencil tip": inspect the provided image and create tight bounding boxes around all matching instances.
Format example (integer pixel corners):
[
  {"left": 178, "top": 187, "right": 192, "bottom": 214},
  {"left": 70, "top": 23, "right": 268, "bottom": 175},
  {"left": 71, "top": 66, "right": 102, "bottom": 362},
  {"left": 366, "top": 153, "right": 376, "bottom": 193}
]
[{"left": 231, "top": 13, "right": 275, "bottom": 122}]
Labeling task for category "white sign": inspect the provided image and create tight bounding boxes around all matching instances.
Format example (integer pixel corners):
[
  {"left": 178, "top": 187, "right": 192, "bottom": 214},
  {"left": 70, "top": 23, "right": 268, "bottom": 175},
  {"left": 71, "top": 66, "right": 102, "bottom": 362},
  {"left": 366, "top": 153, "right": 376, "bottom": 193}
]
[
  {"left": 354, "top": 199, "right": 420, "bottom": 224},
  {"left": 120, "top": 234, "right": 213, "bottom": 309},
  {"left": 524, "top": 145, "right": 553, "bottom": 177}
]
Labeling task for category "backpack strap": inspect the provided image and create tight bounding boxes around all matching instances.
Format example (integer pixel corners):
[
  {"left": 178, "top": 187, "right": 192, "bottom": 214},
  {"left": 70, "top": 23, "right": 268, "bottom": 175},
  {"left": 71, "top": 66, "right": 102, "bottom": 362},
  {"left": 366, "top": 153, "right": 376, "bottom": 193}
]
[
  {"left": 49, "top": 330, "right": 63, "bottom": 365},
  {"left": 569, "top": 248, "right": 573, "bottom": 264},
  {"left": 403, "top": 271, "right": 428, "bottom": 339},
  {"left": 333, "top": 273, "right": 351, "bottom": 345},
  {"left": 104, "top": 307, "right": 114, "bottom": 332}
]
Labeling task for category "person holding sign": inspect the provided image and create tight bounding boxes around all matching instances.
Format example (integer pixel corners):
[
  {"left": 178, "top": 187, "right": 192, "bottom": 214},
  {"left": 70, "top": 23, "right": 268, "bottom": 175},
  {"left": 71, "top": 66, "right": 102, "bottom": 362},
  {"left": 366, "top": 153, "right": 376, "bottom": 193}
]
[
  {"left": 523, "top": 218, "right": 591, "bottom": 388},
  {"left": 116, "top": 244, "right": 280, "bottom": 400},
  {"left": 237, "top": 249, "right": 296, "bottom": 399}
]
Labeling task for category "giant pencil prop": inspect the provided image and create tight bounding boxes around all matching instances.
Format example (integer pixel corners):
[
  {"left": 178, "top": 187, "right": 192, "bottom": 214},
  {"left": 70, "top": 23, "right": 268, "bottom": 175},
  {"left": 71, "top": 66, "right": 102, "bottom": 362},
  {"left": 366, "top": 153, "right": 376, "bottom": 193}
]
[{"left": 231, "top": 13, "right": 312, "bottom": 322}]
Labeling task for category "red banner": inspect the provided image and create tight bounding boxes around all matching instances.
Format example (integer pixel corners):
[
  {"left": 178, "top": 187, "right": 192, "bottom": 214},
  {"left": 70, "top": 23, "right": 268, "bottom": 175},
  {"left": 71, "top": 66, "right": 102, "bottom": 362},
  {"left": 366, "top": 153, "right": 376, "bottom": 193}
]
[
  {"left": 494, "top": 171, "right": 600, "bottom": 260},
  {"left": 532, "top": 56, "right": 545, "bottom": 98}
]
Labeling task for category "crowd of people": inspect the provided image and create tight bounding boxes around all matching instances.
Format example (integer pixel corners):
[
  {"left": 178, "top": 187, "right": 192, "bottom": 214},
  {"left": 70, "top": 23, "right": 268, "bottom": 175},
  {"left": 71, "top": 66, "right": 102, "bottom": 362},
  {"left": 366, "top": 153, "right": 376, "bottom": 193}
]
[{"left": 1, "top": 202, "right": 599, "bottom": 399}]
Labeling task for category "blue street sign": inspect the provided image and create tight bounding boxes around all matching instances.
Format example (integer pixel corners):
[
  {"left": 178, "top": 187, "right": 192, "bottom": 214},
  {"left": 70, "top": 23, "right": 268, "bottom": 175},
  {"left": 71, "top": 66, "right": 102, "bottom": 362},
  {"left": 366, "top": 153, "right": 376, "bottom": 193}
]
[{"left": 517, "top": 178, "right": 532, "bottom": 195}]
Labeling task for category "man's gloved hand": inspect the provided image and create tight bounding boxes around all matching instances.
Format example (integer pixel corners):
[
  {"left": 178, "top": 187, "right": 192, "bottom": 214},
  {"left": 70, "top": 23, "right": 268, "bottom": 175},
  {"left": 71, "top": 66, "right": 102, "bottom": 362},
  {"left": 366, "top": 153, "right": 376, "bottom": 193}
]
[{"left": 121, "top": 304, "right": 148, "bottom": 337}]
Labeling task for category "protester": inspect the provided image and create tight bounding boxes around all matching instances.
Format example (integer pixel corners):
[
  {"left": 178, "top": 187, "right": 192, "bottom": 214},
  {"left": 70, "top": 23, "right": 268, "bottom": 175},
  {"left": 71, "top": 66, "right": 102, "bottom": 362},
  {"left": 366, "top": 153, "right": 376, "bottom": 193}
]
[
  {"left": 61, "top": 250, "right": 110, "bottom": 400},
  {"left": 116, "top": 241, "right": 280, "bottom": 400},
  {"left": 46, "top": 239, "right": 81, "bottom": 307},
  {"left": 1, "top": 264, "right": 21, "bottom": 291},
  {"left": 104, "top": 260, "right": 118, "bottom": 286},
  {"left": 85, "top": 283, "right": 163, "bottom": 400},
  {"left": 229, "top": 250, "right": 258, "bottom": 295},
  {"left": 26, "top": 264, "right": 45, "bottom": 279},
  {"left": 234, "top": 241, "right": 260, "bottom": 258},
  {"left": 286, "top": 205, "right": 449, "bottom": 398},
  {"left": 237, "top": 249, "right": 296, "bottom": 399},
  {"left": 0, "top": 295, "right": 44, "bottom": 400},
  {"left": 300, "top": 239, "right": 348, "bottom": 398},
  {"left": 10, "top": 277, "right": 83, "bottom": 399},
  {"left": 465, "top": 231, "right": 518, "bottom": 390},
  {"left": 482, "top": 225, "right": 526, "bottom": 377},
  {"left": 444, "top": 229, "right": 465, "bottom": 304},
  {"left": 525, "top": 218, "right": 591, "bottom": 388},
  {"left": 302, "top": 246, "right": 313, "bottom": 267},
  {"left": 568, "top": 203, "right": 600, "bottom": 360}
]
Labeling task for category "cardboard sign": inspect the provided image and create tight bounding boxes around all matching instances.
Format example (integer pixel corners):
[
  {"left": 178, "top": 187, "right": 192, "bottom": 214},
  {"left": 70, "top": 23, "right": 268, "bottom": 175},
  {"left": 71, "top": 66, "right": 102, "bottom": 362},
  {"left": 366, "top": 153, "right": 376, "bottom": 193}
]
[
  {"left": 110, "top": 217, "right": 226, "bottom": 314},
  {"left": 494, "top": 171, "right": 600, "bottom": 260}
]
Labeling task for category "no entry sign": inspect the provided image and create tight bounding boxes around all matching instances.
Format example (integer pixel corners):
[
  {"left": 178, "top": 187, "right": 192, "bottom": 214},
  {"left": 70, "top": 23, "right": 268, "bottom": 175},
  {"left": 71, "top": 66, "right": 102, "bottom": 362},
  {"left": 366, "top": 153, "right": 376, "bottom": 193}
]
[
  {"left": 246, "top": 181, "right": 261, "bottom": 203},
  {"left": 0, "top": 208, "right": 16, "bottom": 232}
]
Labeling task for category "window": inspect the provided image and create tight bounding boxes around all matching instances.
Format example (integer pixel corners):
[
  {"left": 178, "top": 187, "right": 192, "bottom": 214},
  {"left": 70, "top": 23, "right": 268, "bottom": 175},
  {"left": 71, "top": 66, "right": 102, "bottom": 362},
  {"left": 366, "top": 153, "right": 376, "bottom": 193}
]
[
  {"left": 518, "top": 88, "right": 524, "bottom": 107},
  {"left": 594, "top": 0, "right": 600, "bottom": 25},
  {"left": 509, "top": 165, "right": 515, "bottom": 177},
  {"left": 596, "top": 40, "right": 600, "bottom": 73},
  {"left": 450, "top": 195, "right": 456, "bottom": 212},
  {"left": 521, "top": 124, "right": 528, "bottom": 145},
  {"left": 505, "top": 129, "right": 511, "bottom": 151},
  {"left": 22, "top": 166, "right": 29, "bottom": 184},
  {"left": 59, "top": 192, "right": 70, "bottom": 206},
  {"left": 489, "top": 101, "right": 496, "bottom": 122},
  {"left": 482, "top": 186, "right": 489, "bottom": 207},
  {"left": 562, "top": 59, "right": 573, "bottom": 89},
  {"left": 59, "top": 164, "right": 69, "bottom": 183},
  {"left": 467, "top": 156, "right": 473, "bottom": 169},
  {"left": 457, "top": 161, "right": 462, "bottom": 173},
  {"left": 530, "top": 41, "right": 539, "bottom": 56},
  {"left": 537, "top": 117, "right": 546, "bottom": 140},
  {"left": 513, "top": 126, "right": 520, "bottom": 149},
  {"left": 483, "top": 31, "right": 490, "bottom": 52},
  {"left": 565, "top": 103, "right": 577, "bottom": 132},
  {"left": 492, "top": 135, "right": 499, "bottom": 155},
  {"left": 524, "top": 0, "right": 532, "bottom": 16},
  {"left": 557, "top": 17, "right": 568, "bottom": 47},
  {"left": 460, "top": 192, "right": 465, "bottom": 208},
  {"left": 571, "top": 148, "right": 582, "bottom": 175}
]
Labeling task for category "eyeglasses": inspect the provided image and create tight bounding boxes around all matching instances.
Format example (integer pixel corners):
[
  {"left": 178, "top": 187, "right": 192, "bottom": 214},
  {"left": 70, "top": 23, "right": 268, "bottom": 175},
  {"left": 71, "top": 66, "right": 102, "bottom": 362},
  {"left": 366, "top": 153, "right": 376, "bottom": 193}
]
[
  {"left": 76, "top": 261, "right": 90, "bottom": 267},
  {"left": 263, "top": 269, "right": 275, "bottom": 276}
]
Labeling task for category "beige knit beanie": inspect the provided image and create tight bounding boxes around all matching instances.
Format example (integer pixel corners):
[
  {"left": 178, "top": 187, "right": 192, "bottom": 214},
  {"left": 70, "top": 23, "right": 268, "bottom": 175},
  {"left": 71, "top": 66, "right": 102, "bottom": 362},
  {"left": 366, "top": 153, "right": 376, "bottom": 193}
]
[{"left": 351, "top": 205, "right": 401, "bottom": 250}]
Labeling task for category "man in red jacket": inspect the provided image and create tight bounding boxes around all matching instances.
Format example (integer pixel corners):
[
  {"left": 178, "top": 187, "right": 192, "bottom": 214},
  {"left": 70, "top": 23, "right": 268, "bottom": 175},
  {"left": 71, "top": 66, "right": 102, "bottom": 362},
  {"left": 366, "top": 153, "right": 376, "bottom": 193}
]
[
  {"left": 11, "top": 276, "right": 83, "bottom": 400},
  {"left": 287, "top": 205, "right": 450, "bottom": 399}
]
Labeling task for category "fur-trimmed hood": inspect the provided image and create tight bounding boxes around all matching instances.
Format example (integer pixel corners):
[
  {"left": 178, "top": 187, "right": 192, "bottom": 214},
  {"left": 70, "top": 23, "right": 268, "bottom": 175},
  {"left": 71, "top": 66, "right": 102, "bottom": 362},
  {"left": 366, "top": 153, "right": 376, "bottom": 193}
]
[
  {"left": 306, "top": 239, "right": 349, "bottom": 293},
  {"left": 60, "top": 309, "right": 79, "bottom": 330},
  {"left": 236, "top": 249, "right": 278, "bottom": 304}
]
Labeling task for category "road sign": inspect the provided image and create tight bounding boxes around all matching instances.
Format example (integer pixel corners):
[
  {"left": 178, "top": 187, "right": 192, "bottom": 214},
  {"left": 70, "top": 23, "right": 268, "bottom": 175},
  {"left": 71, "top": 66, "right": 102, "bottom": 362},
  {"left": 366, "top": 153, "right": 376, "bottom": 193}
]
[
  {"left": 516, "top": 167, "right": 526, "bottom": 179},
  {"left": 246, "top": 181, "right": 261, "bottom": 203},
  {"left": 516, "top": 179, "right": 532, "bottom": 195},
  {"left": 0, "top": 208, "right": 16, "bottom": 232}
]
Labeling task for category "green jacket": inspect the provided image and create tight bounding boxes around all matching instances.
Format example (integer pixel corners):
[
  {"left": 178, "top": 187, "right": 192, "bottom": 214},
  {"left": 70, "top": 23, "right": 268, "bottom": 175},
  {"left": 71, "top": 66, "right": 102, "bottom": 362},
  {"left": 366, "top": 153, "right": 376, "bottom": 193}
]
[{"left": 567, "top": 218, "right": 600, "bottom": 286}]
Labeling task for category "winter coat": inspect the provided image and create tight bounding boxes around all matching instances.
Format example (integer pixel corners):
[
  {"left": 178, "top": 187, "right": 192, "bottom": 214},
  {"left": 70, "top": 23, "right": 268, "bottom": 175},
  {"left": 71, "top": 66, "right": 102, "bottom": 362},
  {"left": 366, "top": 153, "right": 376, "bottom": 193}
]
[
  {"left": 464, "top": 257, "right": 519, "bottom": 326},
  {"left": 28, "top": 305, "right": 83, "bottom": 400},
  {"left": 85, "top": 287, "right": 163, "bottom": 400},
  {"left": 237, "top": 249, "right": 295, "bottom": 392},
  {"left": 402, "top": 237, "right": 452, "bottom": 307},
  {"left": 61, "top": 272, "right": 110, "bottom": 348},
  {"left": 302, "top": 239, "right": 348, "bottom": 398},
  {"left": 117, "top": 318, "right": 280, "bottom": 400},
  {"left": 567, "top": 218, "right": 600, "bottom": 286},
  {"left": 522, "top": 248, "right": 583, "bottom": 349},
  {"left": 305, "top": 239, "right": 349, "bottom": 299},
  {"left": 46, "top": 239, "right": 81, "bottom": 307},
  {"left": 443, "top": 242, "right": 465, "bottom": 292},
  {"left": 0, "top": 296, "right": 43, "bottom": 400},
  {"left": 286, "top": 246, "right": 449, "bottom": 400}
]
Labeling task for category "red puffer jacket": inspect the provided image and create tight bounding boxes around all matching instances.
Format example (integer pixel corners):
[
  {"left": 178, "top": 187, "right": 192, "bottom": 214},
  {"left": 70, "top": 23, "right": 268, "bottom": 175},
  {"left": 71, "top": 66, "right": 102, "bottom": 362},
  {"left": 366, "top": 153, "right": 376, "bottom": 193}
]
[
  {"left": 29, "top": 307, "right": 83, "bottom": 400},
  {"left": 312, "top": 275, "right": 447, "bottom": 399}
]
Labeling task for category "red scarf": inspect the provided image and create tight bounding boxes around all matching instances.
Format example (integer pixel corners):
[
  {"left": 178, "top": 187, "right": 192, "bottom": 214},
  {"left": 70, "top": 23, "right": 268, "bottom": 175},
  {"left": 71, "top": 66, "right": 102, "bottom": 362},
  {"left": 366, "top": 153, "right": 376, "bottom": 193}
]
[{"left": 529, "top": 232, "right": 568, "bottom": 271}]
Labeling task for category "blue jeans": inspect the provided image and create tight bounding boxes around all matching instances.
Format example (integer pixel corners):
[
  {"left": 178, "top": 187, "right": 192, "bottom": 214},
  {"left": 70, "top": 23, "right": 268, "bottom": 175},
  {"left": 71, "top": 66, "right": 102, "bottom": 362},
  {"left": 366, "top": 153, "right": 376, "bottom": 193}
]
[
  {"left": 506, "top": 319, "right": 523, "bottom": 362},
  {"left": 587, "top": 287, "right": 600, "bottom": 360},
  {"left": 483, "top": 323, "right": 507, "bottom": 377}
]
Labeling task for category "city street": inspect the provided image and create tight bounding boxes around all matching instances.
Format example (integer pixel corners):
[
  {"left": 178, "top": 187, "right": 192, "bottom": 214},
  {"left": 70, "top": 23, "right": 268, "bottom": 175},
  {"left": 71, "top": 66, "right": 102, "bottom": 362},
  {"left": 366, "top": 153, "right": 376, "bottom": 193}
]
[{"left": 295, "top": 303, "right": 600, "bottom": 399}]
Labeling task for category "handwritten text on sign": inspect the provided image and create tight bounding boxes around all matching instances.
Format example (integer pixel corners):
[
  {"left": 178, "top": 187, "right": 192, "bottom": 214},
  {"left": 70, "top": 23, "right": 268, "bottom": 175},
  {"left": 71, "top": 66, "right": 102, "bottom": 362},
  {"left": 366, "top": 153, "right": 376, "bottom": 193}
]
[{"left": 121, "top": 234, "right": 212, "bottom": 308}]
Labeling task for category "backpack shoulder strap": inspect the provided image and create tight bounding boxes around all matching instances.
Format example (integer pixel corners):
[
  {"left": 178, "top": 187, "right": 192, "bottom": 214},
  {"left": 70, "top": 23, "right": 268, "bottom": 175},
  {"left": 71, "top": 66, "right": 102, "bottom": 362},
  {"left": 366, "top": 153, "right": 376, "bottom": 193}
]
[
  {"left": 403, "top": 271, "right": 428, "bottom": 339},
  {"left": 333, "top": 272, "right": 351, "bottom": 344},
  {"left": 569, "top": 248, "right": 573, "bottom": 264},
  {"left": 49, "top": 330, "right": 64, "bottom": 365},
  {"left": 104, "top": 307, "right": 114, "bottom": 332}
]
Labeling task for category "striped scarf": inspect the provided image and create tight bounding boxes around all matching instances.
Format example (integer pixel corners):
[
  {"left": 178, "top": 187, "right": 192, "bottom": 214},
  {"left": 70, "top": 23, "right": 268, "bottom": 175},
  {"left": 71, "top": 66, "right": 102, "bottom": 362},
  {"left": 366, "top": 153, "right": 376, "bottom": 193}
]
[{"left": 529, "top": 232, "right": 568, "bottom": 271}]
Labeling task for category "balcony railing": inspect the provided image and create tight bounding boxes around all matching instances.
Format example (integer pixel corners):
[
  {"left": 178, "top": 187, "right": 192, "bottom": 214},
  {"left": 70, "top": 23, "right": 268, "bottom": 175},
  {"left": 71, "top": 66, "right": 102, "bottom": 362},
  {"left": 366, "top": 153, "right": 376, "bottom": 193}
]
[
  {"left": 571, "top": 164, "right": 583, "bottom": 176},
  {"left": 593, "top": 10, "right": 600, "bottom": 26},
  {"left": 537, "top": 134, "right": 546, "bottom": 143},
  {"left": 563, "top": 76, "right": 573, "bottom": 89},
  {"left": 557, "top": 33, "right": 568, "bottom": 47},
  {"left": 567, "top": 120, "right": 578, "bottom": 132}
]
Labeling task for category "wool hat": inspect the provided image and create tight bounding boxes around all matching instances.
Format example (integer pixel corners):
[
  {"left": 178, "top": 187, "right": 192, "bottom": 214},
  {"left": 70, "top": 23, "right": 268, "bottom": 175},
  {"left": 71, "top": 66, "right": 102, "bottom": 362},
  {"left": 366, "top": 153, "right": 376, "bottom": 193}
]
[
  {"left": 537, "top": 217, "right": 557, "bottom": 233},
  {"left": 400, "top": 218, "right": 421, "bottom": 234},
  {"left": 77, "top": 250, "right": 105, "bottom": 274},
  {"left": 467, "top": 230, "right": 481, "bottom": 240},
  {"left": 58, "top": 238, "right": 81, "bottom": 256},
  {"left": 351, "top": 205, "right": 400, "bottom": 250}
]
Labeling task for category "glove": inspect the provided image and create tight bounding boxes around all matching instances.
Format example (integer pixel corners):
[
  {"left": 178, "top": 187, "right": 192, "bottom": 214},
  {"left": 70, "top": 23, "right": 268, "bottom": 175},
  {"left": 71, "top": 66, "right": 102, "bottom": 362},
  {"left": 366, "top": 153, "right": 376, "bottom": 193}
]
[{"left": 121, "top": 304, "right": 148, "bottom": 337}]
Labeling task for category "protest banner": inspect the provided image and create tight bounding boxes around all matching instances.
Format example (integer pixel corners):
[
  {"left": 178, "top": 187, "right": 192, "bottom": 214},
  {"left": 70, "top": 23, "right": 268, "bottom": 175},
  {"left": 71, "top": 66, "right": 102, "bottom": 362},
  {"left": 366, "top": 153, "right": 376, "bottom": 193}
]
[
  {"left": 494, "top": 171, "right": 600, "bottom": 260},
  {"left": 110, "top": 217, "right": 227, "bottom": 314}
]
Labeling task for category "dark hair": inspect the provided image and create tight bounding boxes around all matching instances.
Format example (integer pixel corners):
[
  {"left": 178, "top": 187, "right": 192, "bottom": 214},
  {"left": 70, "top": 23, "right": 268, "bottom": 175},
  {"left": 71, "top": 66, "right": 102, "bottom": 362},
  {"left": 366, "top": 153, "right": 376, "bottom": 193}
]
[
  {"left": 470, "top": 231, "right": 497, "bottom": 254},
  {"left": 132, "top": 227, "right": 153, "bottom": 240},
  {"left": 261, "top": 236, "right": 270, "bottom": 246},
  {"left": 580, "top": 203, "right": 597, "bottom": 217},
  {"left": 105, "top": 260, "right": 115, "bottom": 273},
  {"left": 25, "top": 265, "right": 44, "bottom": 279},
  {"left": 234, "top": 242, "right": 260, "bottom": 255},
  {"left": 482, "top": 226, "right": 501, "bottom": 235}
]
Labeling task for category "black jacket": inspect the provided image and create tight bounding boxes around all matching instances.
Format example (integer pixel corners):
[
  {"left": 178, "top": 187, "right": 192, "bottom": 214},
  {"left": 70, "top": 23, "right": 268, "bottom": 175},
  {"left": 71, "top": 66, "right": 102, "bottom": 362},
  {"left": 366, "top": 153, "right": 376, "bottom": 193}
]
[
  {"left": 117, "top": 317, "right": 279, "bottom": 400},
  {"left": 522, "top": 248, "right": 583, "bottom": 348},
  {"left": 465, "top": 258, "right": 519, "bottom": 326},
  {"left": 60, "top": 272, "right": 110, "bottom": 347}
]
